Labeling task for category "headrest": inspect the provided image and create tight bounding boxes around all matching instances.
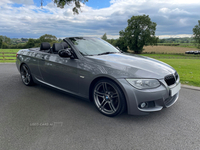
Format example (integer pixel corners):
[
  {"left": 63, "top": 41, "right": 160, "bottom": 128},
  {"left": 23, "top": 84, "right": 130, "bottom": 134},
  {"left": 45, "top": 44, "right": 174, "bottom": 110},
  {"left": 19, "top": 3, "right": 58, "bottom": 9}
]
[
  {"left": 52, "top": 43, "right": 63, "bottom": 53},
  {"left": 61, "top": 42, "right": 69, "bottom": 49},
  {"left": 40, "top": 42, "right": 50, "bottom": 50}
]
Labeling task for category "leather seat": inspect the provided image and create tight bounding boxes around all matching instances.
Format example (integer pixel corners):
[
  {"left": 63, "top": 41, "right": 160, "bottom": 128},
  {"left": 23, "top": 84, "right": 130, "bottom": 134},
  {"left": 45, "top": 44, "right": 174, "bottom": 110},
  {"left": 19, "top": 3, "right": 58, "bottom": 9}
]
[
  {"left": 61, "top": 42, "right": 69, "bottom": 49},
  {"left": 40, "top": 42, "right": 51, "bottom": 53},
  {"left": 52, "top": 43, "right": 63, "bottom": 54}
]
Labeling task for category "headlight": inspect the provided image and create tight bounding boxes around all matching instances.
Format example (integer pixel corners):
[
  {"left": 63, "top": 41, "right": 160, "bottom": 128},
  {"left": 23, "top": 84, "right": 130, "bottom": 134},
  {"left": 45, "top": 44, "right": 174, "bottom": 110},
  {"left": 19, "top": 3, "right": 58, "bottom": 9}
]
[{"left": 126, "top": 79, "right": 160, "bottom": 89}]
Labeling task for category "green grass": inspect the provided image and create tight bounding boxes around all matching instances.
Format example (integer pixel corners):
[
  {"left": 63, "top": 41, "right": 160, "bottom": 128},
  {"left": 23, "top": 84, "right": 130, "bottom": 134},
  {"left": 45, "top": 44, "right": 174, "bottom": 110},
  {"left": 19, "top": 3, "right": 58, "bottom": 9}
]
[
  {"left": 140, "top": 53, "right": 200, "bottom": 87},
  {"left": 0, "top": 49, "right": 20, "bottom": 53},
  {"left": 140, "top": 53, "right": 200, "bottom": 59},
  {"left": 159, "top": 59, "right": 200, "bottom": 87}
]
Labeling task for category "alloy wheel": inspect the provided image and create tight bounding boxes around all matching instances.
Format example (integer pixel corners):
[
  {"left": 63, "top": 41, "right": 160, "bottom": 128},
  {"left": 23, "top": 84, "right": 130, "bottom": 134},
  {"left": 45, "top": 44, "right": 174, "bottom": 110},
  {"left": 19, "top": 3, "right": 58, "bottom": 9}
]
[
  {"left": 93, "top": 82, "right": 120, "bottom": 115},
  {"left": 21, "top": 65, "right": 31, "bottom": 85}
]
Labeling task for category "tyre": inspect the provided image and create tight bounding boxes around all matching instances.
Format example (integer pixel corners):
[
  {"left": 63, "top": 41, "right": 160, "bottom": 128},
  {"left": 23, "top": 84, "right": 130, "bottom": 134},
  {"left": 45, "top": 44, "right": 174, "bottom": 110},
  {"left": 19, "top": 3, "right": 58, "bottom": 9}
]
[
  {"left": 93, "top": 79, "right": 126, "bottom": 117},
  {"left": 20, "top": 64, "right": 34, "bottom": 86}
]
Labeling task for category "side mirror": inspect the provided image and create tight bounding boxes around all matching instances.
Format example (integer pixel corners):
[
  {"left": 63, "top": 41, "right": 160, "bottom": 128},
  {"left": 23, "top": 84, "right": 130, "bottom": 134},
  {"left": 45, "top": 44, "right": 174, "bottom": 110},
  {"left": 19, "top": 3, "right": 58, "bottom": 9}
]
[{"left": 58, "top": 48, "right": 74, "bottom": 58}]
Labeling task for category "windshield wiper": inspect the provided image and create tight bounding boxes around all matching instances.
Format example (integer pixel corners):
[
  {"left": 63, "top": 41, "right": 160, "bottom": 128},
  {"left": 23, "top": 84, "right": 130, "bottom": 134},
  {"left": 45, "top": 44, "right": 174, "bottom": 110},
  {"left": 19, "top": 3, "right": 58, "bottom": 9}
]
[{"left": 98, "top": 52, "right": 118, "bottom": 55}]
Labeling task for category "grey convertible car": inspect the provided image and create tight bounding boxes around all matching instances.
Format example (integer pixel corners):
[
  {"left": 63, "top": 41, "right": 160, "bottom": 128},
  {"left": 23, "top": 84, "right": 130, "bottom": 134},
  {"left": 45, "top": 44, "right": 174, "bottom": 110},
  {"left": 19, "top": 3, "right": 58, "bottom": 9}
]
[{"left": 16, "top": 37, "right": 181, "bottom": 117}]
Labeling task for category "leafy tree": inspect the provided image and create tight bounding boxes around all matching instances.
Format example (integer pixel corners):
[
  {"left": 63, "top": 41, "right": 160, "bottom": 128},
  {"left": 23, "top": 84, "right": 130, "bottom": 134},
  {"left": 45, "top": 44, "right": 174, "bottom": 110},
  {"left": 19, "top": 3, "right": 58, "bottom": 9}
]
[
  {"left": 26, "top": 39, "right": 35, "bottom": 48},
  {"left": 39, "top": 34, "right": 57, "bottom": 43},
  {"left": 193, "top": 20, "right": 200, "bottom": 48},
  {"left": 101, "top": 33, "right": 107, "bottom": 41},
  {"left": 17, "top": 43, "right": 26, "bottom": 49},
  {"left": 120, "top": 15, "right": 158, "bottom": 54},
  {"left": 0, "top": 38, "right": 2, "bottom": 48},
  {"left": 21, "top": 38, "right": 28, "bottom": 42},
  {"left": 115, "top": 37, "right": 128, "bottom": 52},
  {"left": 41, "top": 0, "right": 88, "bottom": 14},
  {"left": 158, "top": 39, "right": 166, "bottom": 43},
  {"left": 107, "top": 39, "right": 117, "bottom": 47},
  {"left": 33, "top": 39, "right": 41, "bottom": 47},
  {"left": 0, "top": 35, "right": 11, "bottom": 44},
  {"left": 1, "top": 42, "right": 9, "bottom": 49}
]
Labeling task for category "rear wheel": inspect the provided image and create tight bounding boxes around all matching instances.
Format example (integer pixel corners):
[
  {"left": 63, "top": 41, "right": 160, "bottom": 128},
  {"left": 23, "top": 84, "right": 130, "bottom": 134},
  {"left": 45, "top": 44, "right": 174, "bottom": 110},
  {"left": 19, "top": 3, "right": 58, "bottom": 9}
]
[
  {"left": 93, "top": 79, "right": 126, "bottom": 117},
  {"left": 20, "top": 64, "right": 34, "bottom": 86}
]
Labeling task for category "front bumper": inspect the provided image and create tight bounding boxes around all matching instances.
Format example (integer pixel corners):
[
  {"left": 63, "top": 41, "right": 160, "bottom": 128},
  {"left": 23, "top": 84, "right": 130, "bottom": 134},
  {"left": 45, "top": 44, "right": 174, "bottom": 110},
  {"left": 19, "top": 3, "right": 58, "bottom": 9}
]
[{"left": 117, "top": 78, "right": 181, "bottom": 115}]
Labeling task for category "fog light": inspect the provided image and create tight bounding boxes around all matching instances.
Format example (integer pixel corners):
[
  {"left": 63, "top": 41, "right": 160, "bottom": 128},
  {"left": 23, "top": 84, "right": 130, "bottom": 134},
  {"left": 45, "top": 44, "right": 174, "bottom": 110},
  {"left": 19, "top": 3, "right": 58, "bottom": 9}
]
[{"left": 140, "top": 102, "right": 147, "bottom": 108}]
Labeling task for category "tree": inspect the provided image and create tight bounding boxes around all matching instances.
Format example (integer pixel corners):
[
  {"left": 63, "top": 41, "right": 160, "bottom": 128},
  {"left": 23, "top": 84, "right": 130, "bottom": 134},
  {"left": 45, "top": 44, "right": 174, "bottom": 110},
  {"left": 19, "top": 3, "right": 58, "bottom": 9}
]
[
  {"left": 1, "top": 42, "right": 9, "bottom": 49},
  {"left": 193, "top": 20, "right": 200, "bottom": 48},
  {"left": 26, "top": 39, "right": 35, "bottom": 48},
  {"left": 115, "top": 37, "right": 128, "bottom": 52},
  {"left": 0, "top": 38, "right": 2, "bottom": 48},
  {"left": 120, "top": 15, "right": 158, "bottom": 54},
  {"left": 41, "top": 0, "right": 88, "bottom": 14},
  {"left": 21, "top": 38, "right": 28, "bottom": 42},
  {"left": 101, "top": 33, "right": 107, "bottom": 41},
  {"left": 39, "top": 34, "right": 57, "bottom": 43},
  {"left": 0, "top": 35, "right": 11, "bottom": 44}
]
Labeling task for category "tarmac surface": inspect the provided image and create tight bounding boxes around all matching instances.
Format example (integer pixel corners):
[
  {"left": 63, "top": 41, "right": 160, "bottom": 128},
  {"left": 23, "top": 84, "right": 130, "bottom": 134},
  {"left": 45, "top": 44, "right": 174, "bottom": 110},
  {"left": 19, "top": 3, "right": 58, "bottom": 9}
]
[{"left": 0, "top": 64, "right": 200, "bottom": 150}]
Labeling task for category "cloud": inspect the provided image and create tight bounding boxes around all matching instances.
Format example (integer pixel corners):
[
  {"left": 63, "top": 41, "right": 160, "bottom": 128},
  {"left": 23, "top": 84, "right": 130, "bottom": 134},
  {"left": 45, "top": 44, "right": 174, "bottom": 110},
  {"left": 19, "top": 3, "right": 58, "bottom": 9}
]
[
  {"left": 0, "top": 0, "right": 200, "bottom": 39},
  {"left": 11, "top": 0, "right": 34, "bottom": 5},
  {"left": 158, "top": 8, "right": 190, "bottom": 14}
]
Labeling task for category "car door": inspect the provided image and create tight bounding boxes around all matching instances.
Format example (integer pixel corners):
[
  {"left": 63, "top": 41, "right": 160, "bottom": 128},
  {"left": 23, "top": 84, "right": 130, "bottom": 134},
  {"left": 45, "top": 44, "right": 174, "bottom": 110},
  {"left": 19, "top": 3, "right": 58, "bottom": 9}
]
[{"left": 38, "top": 53, "right": 79, "bottom": 94}]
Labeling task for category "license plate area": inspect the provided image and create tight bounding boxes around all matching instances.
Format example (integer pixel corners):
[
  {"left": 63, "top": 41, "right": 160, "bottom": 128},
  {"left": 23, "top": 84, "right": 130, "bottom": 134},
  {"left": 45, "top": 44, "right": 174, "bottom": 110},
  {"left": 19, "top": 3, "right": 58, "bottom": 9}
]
[{"left": 170, "top": 83, "right": 181, "bottom": 96}]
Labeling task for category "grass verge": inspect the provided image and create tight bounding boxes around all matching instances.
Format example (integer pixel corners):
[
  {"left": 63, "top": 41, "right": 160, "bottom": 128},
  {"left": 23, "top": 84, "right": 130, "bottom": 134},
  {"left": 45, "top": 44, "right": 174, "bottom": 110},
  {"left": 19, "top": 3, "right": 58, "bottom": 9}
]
[
  {"left": 140, "top": 53, "right": 200, "bottom": 59},
  {"left": 140, "top": 54, "right": 200, "bottom": 87},
  {"left": 0, "top": 49, "right": 20, "bottom": 53},
  {"left": 159, "top": 59, "right": 200, "bottom": 87}
]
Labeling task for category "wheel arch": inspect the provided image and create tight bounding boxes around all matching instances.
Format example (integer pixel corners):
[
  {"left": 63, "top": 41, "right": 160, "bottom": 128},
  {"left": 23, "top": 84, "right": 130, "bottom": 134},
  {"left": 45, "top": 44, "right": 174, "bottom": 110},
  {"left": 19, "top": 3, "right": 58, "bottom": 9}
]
[
  {"left": 89, "top": 76, "right": 128, "bottom": 111},
  {"left": 19, "top": 62, "right": 26, "bottom": 71},
  {"left": 19, "top": 62, "right": 33, "bottom": 76}
]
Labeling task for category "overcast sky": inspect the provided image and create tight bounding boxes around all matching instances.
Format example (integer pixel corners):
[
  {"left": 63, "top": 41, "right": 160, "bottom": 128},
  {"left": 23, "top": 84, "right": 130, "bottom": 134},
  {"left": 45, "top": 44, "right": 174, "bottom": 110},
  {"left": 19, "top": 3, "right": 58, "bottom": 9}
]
[{"left": 0, "top": 0, "right": 200, "bottom": 39}]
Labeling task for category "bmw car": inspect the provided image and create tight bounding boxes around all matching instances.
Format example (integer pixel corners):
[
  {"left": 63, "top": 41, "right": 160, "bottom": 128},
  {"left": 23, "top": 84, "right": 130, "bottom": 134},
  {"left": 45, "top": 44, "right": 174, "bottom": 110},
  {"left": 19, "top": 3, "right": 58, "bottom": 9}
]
[{"left": 16, "top": 37, "right": 181, "bottom": 117}]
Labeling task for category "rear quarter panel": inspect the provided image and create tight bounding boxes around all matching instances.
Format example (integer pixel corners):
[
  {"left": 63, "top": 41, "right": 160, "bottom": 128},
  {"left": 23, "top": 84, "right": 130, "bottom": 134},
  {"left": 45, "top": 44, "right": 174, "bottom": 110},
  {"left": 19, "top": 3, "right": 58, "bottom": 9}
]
[{"left": 16, "top": 49, "right": 43, "bottom": 80}]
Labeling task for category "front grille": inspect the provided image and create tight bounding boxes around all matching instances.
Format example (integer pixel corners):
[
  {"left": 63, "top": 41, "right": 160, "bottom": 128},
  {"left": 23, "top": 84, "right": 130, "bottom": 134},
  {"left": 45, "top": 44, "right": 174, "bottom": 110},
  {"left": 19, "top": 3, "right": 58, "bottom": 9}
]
[
  {"left": 165, "top": 74, "right": 176, "bottom": 86},
  {"left": 175, "top": 72, "right": 178, "bottom": 80},
  {"left": 164, "top": 72, "right": 179, "bottom": 86}
]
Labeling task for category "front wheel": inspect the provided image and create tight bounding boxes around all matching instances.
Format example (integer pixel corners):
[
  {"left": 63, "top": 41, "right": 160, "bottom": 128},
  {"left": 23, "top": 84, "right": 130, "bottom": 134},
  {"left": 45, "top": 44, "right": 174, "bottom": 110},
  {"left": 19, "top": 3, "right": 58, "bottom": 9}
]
[
  {"left": 93, "top": 79, "right": 126, "bottom": 117},
  {"left": 20, "top": 64, "right": 34, "bottom": 86}
]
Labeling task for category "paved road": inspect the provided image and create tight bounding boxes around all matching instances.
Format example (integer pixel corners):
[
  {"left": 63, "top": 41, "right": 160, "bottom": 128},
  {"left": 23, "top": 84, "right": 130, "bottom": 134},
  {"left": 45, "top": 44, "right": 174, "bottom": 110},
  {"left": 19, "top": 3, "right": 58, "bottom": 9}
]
[{"left": 0, "top": 64, "right": 200, "bottom": 150}]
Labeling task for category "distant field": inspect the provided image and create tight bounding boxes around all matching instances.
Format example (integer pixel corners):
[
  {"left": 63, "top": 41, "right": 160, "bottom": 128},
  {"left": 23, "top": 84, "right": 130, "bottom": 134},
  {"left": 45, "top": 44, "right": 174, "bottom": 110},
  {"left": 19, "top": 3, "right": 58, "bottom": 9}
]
[
  {"left": 143, "top": 46, "right": 199, "bottom": 54},
  {"left": 157, "top": 43, "right": 197, "bottom": 48}
]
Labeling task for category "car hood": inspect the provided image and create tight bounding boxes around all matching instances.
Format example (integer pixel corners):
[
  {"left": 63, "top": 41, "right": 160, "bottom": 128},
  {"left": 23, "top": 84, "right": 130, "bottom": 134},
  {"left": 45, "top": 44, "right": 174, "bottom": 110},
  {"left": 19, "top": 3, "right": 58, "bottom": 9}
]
[{"left": 86, "top": 53, "right": 176, "bottom": 79}]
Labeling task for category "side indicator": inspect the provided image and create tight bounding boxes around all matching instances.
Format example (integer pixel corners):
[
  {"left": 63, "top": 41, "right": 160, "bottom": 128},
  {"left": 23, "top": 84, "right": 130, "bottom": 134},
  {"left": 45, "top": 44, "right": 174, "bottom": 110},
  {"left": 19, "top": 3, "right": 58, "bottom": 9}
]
[
  {"left": 16, "top": 53, "right": 18, "bottom": 57},
  {"left": 80, "top": 76, "right": 85, "bottom": 78}
]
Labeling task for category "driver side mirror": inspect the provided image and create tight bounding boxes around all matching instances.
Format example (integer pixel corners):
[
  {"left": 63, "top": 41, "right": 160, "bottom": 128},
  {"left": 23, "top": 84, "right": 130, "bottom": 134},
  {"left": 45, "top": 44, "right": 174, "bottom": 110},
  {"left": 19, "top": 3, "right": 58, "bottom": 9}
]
[{"left": 58, "top": 48, "right": 74, "bottom": 59}]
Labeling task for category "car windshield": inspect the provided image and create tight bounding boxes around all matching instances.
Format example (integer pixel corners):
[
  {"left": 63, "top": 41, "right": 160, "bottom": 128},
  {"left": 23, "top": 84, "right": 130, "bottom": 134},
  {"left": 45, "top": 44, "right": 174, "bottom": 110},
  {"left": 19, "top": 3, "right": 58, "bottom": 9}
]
[{"left": 68, "top": 37, "right": 120, "bottom": 56}]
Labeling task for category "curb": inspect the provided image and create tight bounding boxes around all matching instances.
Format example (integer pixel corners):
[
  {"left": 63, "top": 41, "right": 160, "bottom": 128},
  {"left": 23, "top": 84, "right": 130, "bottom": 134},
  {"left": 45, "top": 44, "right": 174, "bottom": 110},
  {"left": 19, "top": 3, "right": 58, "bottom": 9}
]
[{"left": 181, "top": 84, "right": 200, "bottom": 91}]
